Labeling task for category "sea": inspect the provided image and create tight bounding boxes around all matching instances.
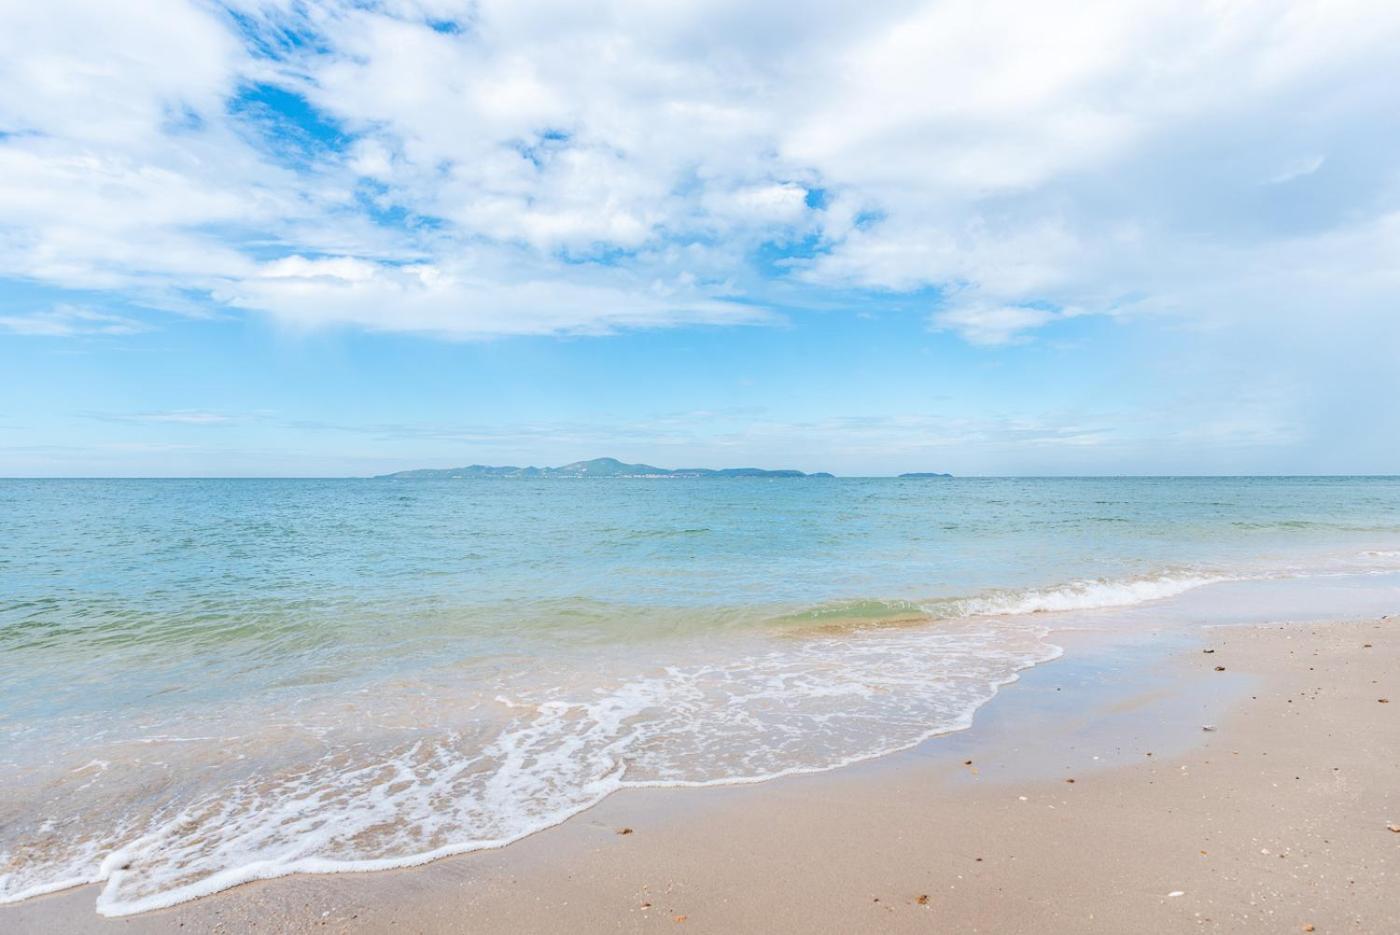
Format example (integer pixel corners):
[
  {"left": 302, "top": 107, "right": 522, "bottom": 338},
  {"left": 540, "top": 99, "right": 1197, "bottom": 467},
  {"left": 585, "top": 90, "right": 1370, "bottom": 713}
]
[{"left": 2, "top": 476, "right": 1399, "bottom": 915}]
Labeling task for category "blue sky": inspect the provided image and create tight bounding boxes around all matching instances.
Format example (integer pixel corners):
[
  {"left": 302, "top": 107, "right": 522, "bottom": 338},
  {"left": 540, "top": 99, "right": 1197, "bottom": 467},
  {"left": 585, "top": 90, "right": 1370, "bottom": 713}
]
[{"left": 2, "top": 0, "right": 1399, "bottom": 476}]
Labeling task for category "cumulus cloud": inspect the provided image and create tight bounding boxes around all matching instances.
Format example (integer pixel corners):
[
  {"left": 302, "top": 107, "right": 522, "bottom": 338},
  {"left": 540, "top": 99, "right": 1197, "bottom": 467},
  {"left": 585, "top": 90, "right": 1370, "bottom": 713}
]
[{"left": 2, "top": 0, "right": 1399, "bottom": 342}]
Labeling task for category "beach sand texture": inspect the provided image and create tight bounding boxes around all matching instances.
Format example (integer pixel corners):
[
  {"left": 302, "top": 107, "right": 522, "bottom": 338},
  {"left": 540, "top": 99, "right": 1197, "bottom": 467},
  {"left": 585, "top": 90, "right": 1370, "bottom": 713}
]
[{"left": 6, "top": 614, "right": 1396, "bottom": 934}]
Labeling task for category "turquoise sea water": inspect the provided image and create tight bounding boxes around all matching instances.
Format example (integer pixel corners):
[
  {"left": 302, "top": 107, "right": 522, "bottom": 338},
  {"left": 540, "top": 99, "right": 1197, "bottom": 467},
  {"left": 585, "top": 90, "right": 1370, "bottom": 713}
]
[{"left": 3, "top": 476, "right": 1400, "bottom": 914}]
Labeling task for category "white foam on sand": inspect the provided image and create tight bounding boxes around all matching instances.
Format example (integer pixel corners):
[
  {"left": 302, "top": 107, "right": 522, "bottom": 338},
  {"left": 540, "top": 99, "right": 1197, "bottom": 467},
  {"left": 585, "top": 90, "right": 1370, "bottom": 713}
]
[
  {"left": 1, "top": 617, "right": 1061, "bottom": 916},
  {"left": 5, "top": 557, "right": 1399, "bottom": 918}
]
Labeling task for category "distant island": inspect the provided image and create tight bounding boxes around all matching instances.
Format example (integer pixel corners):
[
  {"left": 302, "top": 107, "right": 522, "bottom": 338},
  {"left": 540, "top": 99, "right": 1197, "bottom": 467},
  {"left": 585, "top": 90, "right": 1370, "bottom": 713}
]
[
  {"left": 376, "top": 457, "right": 838, "bottom": 479},
  {"left": 898, "top": 472, "right": 953, "bottom": 478}
]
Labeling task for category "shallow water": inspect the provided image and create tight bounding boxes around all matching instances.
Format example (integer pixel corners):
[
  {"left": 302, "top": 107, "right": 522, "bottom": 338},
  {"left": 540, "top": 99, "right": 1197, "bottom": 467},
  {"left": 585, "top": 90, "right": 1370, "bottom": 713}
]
[{"left": 2, "top": 476, "right": 1399, "bottom": 914}]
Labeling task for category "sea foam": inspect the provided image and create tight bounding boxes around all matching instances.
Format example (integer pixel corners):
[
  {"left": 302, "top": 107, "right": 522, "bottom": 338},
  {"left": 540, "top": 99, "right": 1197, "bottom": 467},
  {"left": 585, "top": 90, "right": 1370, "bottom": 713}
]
[
  {"left": 5, "top": 475, "right": 1400, "bottom": 917},
  {"left": 4, "top": 560, "right": 1393, "bottom": 916},
  {"left": 1, "top": 615, "right": 1060, "bottom": 916}
]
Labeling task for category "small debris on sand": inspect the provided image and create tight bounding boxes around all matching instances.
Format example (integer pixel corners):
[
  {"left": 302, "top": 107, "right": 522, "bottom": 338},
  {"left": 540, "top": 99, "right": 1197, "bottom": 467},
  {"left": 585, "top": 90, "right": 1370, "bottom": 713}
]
[
  {"left": 1064, "top": 778, "right": 1076, "bottom": 784},
  {"left": 1202, "top": 649, "right": 1215, "bottom": 654},
  {"left": 1167, "top": 890, "right": 1185, "bottom": 898},
  {"left": 1214, "top": 666, "right": 1226, "bottom": 672},
  {"left": 1202, "top": 725, "right": 1217, "bottom": 732},
  {"left": 616, "top": 827, "right": 633, "bottom": 835},
  {"left": 1302, "top": 925, "right": 1315, "bottom": 932},
  {"left": 963, "top": 759, "right": 973, "bottom": 766},
  {"left": 1379, "top": 698, "right": 1390, "bottom": 703},
  {"left": 673, "top": 914, "right": 687, "bottom": 923},
  {"left": 1388, "top": 824, "right": 1400, "bottom": 833},
  {"left": 640, "top": 902, "right": 652, "bottom": 910},
  {"left": 916, "top": 895, "right": 930, "bottom": 905}
]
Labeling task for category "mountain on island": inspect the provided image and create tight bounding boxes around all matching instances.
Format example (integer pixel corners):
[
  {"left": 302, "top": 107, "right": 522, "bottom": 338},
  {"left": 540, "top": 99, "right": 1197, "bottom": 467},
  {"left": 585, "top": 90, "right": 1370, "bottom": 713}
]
[
  {"left": 897, "top": 471, "right": 953, "bottom": 478},
  {"left": 376, "top": 457, "right": 837, "bottom": 479}
]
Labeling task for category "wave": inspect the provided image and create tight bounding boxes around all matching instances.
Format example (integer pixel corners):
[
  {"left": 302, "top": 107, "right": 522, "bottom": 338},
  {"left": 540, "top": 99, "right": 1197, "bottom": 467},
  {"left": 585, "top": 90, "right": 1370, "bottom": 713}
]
[
  {"left": 944, "top": 572, "right": 1231, "bottom": 617},
  {"left": 0, "top": 617, "right": 1061, "bottom": 917},
  {"left": 5, "top": 554, "right": 1398, "bottom": 917},
  {"left": 789, "top": 547, "right": 1400, "bottom": 631},
  {"left": 778, "top": 571, "right": 1234, "bottom": 635}
]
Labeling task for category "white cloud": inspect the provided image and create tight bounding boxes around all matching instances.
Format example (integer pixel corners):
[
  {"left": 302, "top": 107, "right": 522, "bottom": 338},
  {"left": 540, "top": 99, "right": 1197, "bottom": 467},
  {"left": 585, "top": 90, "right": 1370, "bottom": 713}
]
[
  {"left": 932, "top": 304, "right": 1063, "bottom": 346},
  {"left": 222, "top": 252, "right": 774, "bottom": 337},
  {"left": 0, "top": 0, "right": 236, "bottom": 146},
  {"left": 702, "top": 183, "right": 811, "bottom": 229},
  {"left": 1265, "top": 154, "right": 1326, "bottom": 186},
  {"left": 1, "top": 0, "right": 1399, "bottom": 343},
  {"left": 0, "top": 305, "right": 150, "bottom": 337}
]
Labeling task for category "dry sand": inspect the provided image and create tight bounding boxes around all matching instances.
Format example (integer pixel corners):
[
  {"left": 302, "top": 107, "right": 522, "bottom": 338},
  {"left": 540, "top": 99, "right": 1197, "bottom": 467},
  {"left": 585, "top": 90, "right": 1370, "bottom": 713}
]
[{"left": 6, "top": 615, "right": 1397, "bottom": 934}]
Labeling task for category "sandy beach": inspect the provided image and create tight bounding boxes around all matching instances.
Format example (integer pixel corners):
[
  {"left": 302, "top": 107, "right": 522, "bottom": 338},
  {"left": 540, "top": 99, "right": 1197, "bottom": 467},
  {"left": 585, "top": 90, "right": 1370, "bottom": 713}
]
[
  {"left": 6, "top": 0, "right": 1397, "bottom": 927},
  {"left": 6, "top": 0, "right": 1400, "bottom": 926},
  {"left": 7, "top": 610, "right": 1396, "bottom": 935}
]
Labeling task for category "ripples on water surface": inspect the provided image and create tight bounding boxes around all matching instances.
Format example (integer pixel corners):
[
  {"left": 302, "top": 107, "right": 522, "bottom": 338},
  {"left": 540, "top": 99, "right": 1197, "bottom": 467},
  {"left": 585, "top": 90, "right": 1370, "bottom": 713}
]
[{"left": 2, "top": 476, "right": 1399, "bottom": 913}]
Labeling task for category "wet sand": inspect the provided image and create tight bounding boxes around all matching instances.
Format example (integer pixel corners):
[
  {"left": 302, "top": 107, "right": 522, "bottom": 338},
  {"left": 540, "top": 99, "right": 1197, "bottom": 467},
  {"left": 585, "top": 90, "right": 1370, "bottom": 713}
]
[{"left": 6, "top": 614, "right": 1397, "bottom": 934}]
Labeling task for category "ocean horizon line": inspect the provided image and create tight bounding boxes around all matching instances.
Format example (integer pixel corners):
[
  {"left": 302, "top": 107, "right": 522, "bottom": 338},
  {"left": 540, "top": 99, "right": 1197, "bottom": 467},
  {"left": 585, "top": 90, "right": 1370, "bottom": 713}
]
[{"left": 3, "top": 473, "right": 1399, "bottom": 481}]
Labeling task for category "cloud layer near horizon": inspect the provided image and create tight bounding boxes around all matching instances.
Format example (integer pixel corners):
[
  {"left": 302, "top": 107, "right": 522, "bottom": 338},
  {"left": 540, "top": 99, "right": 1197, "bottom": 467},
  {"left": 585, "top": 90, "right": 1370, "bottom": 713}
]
[{"left": 2, "top": 0, "right": 1400, "bottom": 344}]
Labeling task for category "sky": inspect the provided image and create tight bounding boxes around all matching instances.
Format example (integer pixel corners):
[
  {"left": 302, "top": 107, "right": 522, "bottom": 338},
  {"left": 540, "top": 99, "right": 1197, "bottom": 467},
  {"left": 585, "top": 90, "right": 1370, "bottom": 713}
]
[{"left": 1, "top": 0, "right": 1399, "bottom": 476}]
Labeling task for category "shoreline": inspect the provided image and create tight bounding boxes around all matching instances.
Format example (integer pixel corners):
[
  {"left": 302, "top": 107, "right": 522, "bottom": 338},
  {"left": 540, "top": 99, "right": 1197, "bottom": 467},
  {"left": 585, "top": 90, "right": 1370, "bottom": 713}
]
[{"left": 6, "top": 604, "right": 1397, "bottom": 933}]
